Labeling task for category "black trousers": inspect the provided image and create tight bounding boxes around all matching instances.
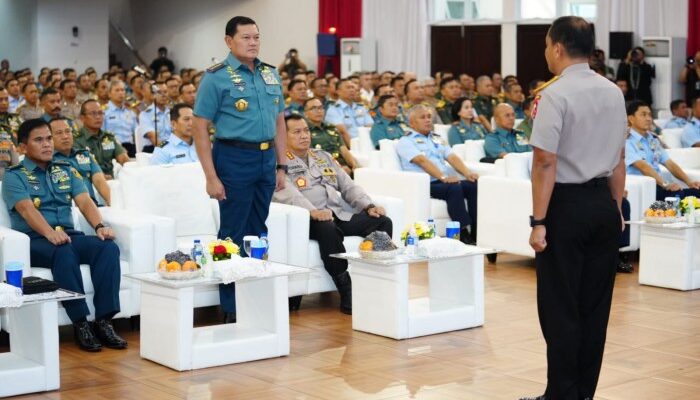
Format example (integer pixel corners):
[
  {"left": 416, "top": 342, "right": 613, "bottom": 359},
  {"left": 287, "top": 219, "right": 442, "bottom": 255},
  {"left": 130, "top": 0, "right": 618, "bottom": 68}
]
[
  {"left": 536, "top": 182, "right": 620, "bottom": 400},
  {"left": 655, "top": 185, "right": 700, "bottom": 201},
  {"left": 121, "top": 142, "right": 136, "bottom": 158},
  {"left": 310, "top": 211, "right": 393, "bottom": 277},
  {"left": 430, "top": 180, "right": 478, "bottom": 234}
]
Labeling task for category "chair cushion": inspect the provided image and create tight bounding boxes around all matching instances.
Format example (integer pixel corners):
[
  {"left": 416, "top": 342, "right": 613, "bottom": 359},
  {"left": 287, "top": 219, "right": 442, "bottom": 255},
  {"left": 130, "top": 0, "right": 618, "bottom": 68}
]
[{"left": 307, "top": 236, "right": 364, "bottom": 270}]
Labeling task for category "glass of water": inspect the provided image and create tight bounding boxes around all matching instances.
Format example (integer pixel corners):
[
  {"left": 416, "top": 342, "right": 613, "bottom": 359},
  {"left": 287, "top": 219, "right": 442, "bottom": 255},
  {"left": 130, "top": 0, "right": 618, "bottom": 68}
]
[{"left": 242, "top": 235, "right": 258, "bottom": 257}]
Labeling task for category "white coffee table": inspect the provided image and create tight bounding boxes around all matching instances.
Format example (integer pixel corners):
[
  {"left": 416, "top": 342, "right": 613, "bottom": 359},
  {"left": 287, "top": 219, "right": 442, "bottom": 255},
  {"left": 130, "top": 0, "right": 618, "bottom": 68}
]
[
  {"left": 333, "top": 247, "right": 490, "bottom": 340},
  {"left": 0, "top": 289, "right": 85, "bottom": 397},
  {"left": 127, "top": 262, "right": 308, "bottom": 371},
  {"left": 638, "top": 221, "right": 700, "bottom": 290}
]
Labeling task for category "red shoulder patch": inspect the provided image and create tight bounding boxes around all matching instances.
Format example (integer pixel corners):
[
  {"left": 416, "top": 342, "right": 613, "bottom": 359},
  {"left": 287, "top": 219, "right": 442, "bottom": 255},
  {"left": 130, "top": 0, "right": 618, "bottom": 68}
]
[{"left": 531, "top": 95, "right": 542, "bottom": 120}]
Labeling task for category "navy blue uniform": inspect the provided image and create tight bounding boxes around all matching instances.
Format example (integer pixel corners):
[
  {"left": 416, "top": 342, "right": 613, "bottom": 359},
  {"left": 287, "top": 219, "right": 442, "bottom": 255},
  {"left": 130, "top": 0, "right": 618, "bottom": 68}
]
[
  {"left": 1, "top": 158, "right": 120, "bottom": 322},
  {"left": 194, "top": 52, "right": 284, "bottom": 314}
]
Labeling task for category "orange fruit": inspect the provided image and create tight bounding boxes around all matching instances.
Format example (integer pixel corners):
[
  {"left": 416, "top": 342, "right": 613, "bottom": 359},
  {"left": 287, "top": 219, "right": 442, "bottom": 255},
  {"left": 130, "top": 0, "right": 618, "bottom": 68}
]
[
  {"left": 158, "top": 259, "right": 167, "bottom": 270},
  {"left": 644, "top": 209, "right": 654, "bottom": 217},
  {"left": 654, "top": 210, "right": 665, "bottom": 217},
  {"left": 664, "top": 209, "right": 676, "bottom": 217},
  {"left": 359, "top": 240, "right": 373, "bottom": 251},
  {"left": 182, "top": 260, "right": 197, "bottom": 271},
  {"left": 165, "top": 261, "right": 181, "bottom": 272}
]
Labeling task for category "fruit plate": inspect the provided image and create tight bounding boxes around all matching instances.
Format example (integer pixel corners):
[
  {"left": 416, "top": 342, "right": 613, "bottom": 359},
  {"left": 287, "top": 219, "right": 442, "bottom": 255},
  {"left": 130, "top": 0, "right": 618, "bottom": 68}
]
[
  {"left": 644, "top": 216, "right": 682, "bottom": 224},
  {"left": 157, "top": 269, "right": 203, "bottom": 280},
  {"left": 359, "top": 248, "right": 403, "bottom": 260}
]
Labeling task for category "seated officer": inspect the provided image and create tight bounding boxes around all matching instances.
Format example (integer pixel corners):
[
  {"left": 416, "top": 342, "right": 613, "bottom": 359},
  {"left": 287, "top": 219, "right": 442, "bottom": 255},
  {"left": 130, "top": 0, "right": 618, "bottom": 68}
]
[
  {"left": 273, "top": 114, "right": 392, "bottom": 314},
  {"left": 102, "top": 81, "right": 138, "bottom": 157},
  {"left": 50, "top": 117, "right": 110, "bottom": 205},
  {"left": 75, "top": 100, "right": 130, "bottom": 179},
  {"left": 448, "top": 97, "right": 489, "bottom": 146},
  {"left": 396, "top": 105, "right": 479, "bottom": 244},
  {"left": 484, "top": 103, "right": 531, "bottom": 160},
  {"left": 435, "top": 77, "right": 462, "bottom": 123},
  {"left": 0, "top": 88, "right": 20, "bottom": 179},
  {"left": 516, "top": 96, "right": 535, "bottom": 139},
  {"left": 403, "top": 79, "right": 441, "bottom": 124},
  {"left": 303, "top": 97, "right": 357, "bottom": 175},
  {"left": 370, "top": 95, "right": 411, "bottom": 149},
  {"left": 39, "top": 88, "right": 79, "bottom": 134},
  {"left": 138, "top": 82, "right": 172, "bottom": 153},
  {"left": 2, "top": 119, "right": 126, "bottom": 352},
  {"left": 151, "top": 104, "right": 199, "bottom": 165},
  {"left": 681, "top": 97, "right": 700, "bottom": 148},
  {"left": 284, "top": 79, "right": 308, "bottom": 116},
  {"left": 503, "top": 82, "right": 525, "bottom": 119},
  {"left": 625, "top": 100, "right": 700, "bottom": 200},
  {"left": 324, "top": 79, "right": 373, "bottom": 145},
  {"left": 664, "top": 99, "right": 689, "bottom": 129},
  {"left": 472, "top": 75, "right": 498, "bottom": 130}
]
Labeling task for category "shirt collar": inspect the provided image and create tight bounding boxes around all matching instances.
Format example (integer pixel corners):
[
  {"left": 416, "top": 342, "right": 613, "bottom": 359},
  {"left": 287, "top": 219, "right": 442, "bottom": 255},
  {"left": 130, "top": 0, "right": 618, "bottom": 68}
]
[
  {"left": 167, "top": 133, "right": 191, "bottom": 147},
  {"left": 494, "top": 127, "right": 512, "bottom": 136},
  {"left": 336, "top": 99, "right": 351, "bottom": 108},
  {"left": 560, "top": 62, "right": 591, "bottom": 76},
  {"left": 226, "top": 52, "right": 260, "bottom": 72},
  {"left": 691, "top": 117, "right": 700, "bottom": 125},
  {"left": 21, "top": 157, "right": 40, "bottom": 171},
  {"left": 107, "top": 101, "right": 125, "bottom": 111},
  {"left": 629, "top": 128, "right": 649, "bottom": 141},
  {"left": 408, "top": 128, "right": 433, "bottom": 138}
]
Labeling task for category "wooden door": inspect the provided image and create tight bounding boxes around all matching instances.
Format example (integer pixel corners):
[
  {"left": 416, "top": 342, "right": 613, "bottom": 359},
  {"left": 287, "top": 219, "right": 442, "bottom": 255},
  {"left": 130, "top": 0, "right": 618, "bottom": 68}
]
[
  {"left": 516, "top": 24, "right": 553, "bottom": 92},
  {"left": 431, "top": 25, "right": 501, "bottom": 77}
]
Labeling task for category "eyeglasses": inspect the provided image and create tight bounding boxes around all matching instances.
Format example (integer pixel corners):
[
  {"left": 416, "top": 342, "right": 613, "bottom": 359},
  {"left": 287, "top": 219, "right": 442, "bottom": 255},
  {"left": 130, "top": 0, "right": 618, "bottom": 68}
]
[
  {"left": 83, "top": 111, "right": 104, "bottom": 117},
  {"left": 305, "top": 106, "right": 324, "bottom": 112}
]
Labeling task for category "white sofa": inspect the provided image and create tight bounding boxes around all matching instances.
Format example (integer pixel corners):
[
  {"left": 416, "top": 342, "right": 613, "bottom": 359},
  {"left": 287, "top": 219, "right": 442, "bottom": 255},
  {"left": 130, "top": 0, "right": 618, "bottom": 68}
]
[
  {"left": 0, "top": 183, "right": 162, "bottom": 328},
  {"left": 349, "top": 127, "right": 380, "bottom": 168},
  {"left": 661, "top": 128, "right": 684, "bottom": 149},
  {"left": 477, "top": 152, "right": 657, "bottom": 261},
  {"left": 109, "top": 163, "right": 405, "bottom": 302}
]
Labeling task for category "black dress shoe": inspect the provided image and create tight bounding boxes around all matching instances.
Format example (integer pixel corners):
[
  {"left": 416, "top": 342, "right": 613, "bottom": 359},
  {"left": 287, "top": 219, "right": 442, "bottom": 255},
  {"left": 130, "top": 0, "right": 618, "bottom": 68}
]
[
  {"left": 289, "top": 295, "right": 302, "bottom": 311},
  {"left": 93, "top": 319, "right": 128, "bottom": 349},
  {"left": 223, "top": 312, "right": 237, "bottom": 324},
  {"left": 332, "top": 271, "right": 352, "bottom": 315},
  {"left": 617, "top": 260, "right": 634, "bottom": 273},
  {"left": 73, "top": 321, "right": 102, "bottom": 352}
]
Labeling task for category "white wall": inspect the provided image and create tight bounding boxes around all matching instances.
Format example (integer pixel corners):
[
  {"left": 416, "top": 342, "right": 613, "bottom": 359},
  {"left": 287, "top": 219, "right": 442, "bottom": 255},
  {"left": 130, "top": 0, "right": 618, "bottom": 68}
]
[
  {"left": 0, "top": 0, "right": 38, "bottom": 70},
  {"left": 113, "top": 0, "right": 318, "bottom": 72},
  {"left": 36, "top": 0, "right": 109, "bottom": 72}
]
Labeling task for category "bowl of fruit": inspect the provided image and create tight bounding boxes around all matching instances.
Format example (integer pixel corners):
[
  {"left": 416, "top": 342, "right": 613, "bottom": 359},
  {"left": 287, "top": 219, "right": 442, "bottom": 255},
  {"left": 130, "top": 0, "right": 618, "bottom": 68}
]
[
  {"left": 358, "top": 231, "right": 402, "bottom": 260},
  {"left": 157, "top": 250, "right": 203, "bottom": 280},
  {"left": 644, "top": 200, "right": 680, "bottom": 224}
]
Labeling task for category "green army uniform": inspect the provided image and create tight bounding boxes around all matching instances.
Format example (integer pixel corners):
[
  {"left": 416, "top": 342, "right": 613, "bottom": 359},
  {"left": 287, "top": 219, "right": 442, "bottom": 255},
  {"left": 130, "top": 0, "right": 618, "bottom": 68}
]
[
  {"left": 73, "top": 127, "right": 126, "bottom": 177},
  {"left": 309, "top": 122, "right": 350, "bottom": 167},
  {"left": 473, "top": 95, "right": 499, "bottom": 121},
  {"left": 53, "top": 149, "right": 102, "bottom": 203},
  {"left": 516, "top": 118, "right": 533, "bottom": 139},
  {"left": 435, "top": 99, "right": 455, "bottom": 123},
  {"left": 0, "top": 112, "right": 21, "bottom": 144}
]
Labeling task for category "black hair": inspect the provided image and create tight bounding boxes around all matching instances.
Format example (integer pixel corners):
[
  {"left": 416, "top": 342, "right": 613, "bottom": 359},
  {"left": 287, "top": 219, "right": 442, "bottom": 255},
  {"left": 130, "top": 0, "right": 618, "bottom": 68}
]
[
  {"left": 225, "top": 16, "right": 257, "bottom": 37},
  {"left": 670, "top": 99, "right": 686, "bottom": 112},
  {"left": 284, "top": 113, "right": 305, "bottom": 126},
  {"left": 129, "top": 74, "right": 143, "bottom": 86},
  {"left": 404, "top": 79, "right": 418, "bottom": 95},
  {"left": 309, "top": 77, "right": 326, "bottom": 89},
  {"left": 158, "top": 46, "right": 167, "bottom": 53},
  {"left": 62, "top": 68, "right": 75, "bottom": 77},
  {"left": 94, "top": 78, "right": 108, "bottom": 89},
  {"left": 451, "top": 97, "right": 472, "bottom": 121},
  {"left": 523, "top": 96, "right": 535, "bottom": 111},
  {"left": 547, "top": 16, "right": 595, "bottom": 58},
  {"left": 80, "top": 99, "right": 99, "bottom": 115},
  {"left": 48, "top": 116, "right": 70, "bottom": 126},
  {"left": 390, "top": 76, "right": 404, "bottom": 87},
  {"left": 336, "top": 78, "right": 351, "bottom": 91},
  {"left": 439, "top": 76, "right": 458, "bottom": 90},
  {"left": 303, "top": 97, "right": 323, "bottom": 108},
  {"left": 528, "top": 79, "right": 543, "bottom": 92},
  {"left": 21, "top": 82, "right": 36, "bottom": 93},
  {"left": 17, "top": 118, "right": 50, "bottom": 144},
  {"left": 59, "top": 79, "right": 75, "bottom": 90},
  {"left": 170, "top": 103, "right": 192, "bottom": 121},
  {"left": 626, "top": 100, "right": 650, "bottom": 116},
  {"left": 178, "top": 82, "right": 194, "bottom": 94},
  {"left": 40, "top": 87, "right": 59, "bottom": 100},
  {"left": 287, "top": 79, "right": 306, "bottom": 92},
  {"left": 377, "top": 94, "right": 397, "bottom": 109}
]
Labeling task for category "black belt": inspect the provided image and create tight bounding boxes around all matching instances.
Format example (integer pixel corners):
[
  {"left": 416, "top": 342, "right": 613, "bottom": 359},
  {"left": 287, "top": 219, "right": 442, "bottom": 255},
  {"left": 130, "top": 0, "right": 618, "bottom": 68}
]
[
  {"left": 554, "top": 177, "right": 608, "bottom": 188},
  {"left": 216, "top": 138, "right": 274, "bottom": 151}
]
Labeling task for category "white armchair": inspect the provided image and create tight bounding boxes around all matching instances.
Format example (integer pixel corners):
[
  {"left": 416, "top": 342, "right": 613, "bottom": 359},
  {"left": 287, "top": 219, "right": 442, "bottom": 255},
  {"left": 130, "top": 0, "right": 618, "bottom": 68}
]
[
  {"left": 0, "top": 183, "right": 160, "bottom": 328},
  {"left": 451, "top": 140, "right": 506, "bottom": 177},
  {"left": 661, "top": 128, "right": 684, "bottom": 149},
  {"left": 349, "top": 127, "right": 380, "bottom": 168},
  {"left": 476, "top": 152, "right": 656, "bottom": 261}
]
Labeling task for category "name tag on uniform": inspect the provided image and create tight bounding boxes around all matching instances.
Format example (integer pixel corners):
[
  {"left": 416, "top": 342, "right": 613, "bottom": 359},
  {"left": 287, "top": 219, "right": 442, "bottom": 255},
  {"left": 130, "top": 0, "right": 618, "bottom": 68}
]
[
  {"left": 516, "top": 135, "right": 529, "bottom": 146},
  {"left": 109, "top": 116, "right": 116, "bottom": 120},
  {"left": 75, "top": 153, "right": 90, "bottom": 164},
  {"left": 102, "top": 140, "right": 115, "bottom": 150},
  {"left": 261, "top": 70, "right": 278, "bottom": 85},
  {"left": 175, "top": 153, "right": 186, "bottom": 159}
]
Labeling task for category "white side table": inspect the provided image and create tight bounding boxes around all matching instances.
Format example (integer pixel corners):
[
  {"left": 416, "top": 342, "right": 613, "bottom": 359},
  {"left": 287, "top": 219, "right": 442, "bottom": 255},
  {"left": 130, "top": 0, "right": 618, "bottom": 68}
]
[
  {"left": 127, "top": 262, "right": 308, "bottom": 371},
  {"left": 639, "top": 221, "right": 700, "bottom": 290},
  {"left": 333, "top": 248, "right": 489, "bottom": 340},
  {"left": 0, "top": 289, "right": 84, "bottom": 397}
]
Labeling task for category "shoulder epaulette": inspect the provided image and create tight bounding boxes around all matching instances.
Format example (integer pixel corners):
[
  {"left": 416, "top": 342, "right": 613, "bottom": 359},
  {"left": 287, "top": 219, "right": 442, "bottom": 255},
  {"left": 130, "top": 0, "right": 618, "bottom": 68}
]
[
  {"left": 52, "top": 160, "right": 71, "bottom": 167},
  {"left": 260, "top": 62, "right": 277, "bottom": 70},
  {"left": 514, "top": 129, "right": 525, "bottom": 136},
  {"left": 206, "top": 62, "right": 225, "bottom": 73},
  {"left": 7, "top": 164, "right": 22, "bottom": 171},
  {"left": 158, "top": 140, "right": 169, "bottom": 148},
  {"left": 436, "top": 100, "right": 446, "bottom": 109},
  {"left": 532, "top": 76, "right": 560, "bottom": 95}
]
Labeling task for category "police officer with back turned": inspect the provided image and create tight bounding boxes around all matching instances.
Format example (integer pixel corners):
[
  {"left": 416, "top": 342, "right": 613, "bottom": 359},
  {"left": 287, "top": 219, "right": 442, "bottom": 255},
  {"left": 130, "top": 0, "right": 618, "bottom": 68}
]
[
  {"left": 521, "top": 16, "right": 627, "bottom": 400},
  {"left": 193, "top": 16, "right": 287, "bottom": 324}
]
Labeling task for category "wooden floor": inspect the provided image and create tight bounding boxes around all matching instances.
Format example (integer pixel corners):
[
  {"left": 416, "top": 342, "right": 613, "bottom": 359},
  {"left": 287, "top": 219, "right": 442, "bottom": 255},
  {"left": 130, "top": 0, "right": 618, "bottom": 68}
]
[{"left": 5, "top": 254, "right": 700, "bottom": 400}]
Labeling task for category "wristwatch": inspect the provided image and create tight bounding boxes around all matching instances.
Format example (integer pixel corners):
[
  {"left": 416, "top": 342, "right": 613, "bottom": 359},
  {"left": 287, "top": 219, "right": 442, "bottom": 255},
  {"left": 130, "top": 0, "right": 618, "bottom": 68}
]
[
  {"left": 529, "top": 216, "right": 546, "bottom": 227},
  {"left": 276, "top": 165, "right": 288, "bottom": 174},
  {"left": 94, "top": 223, "right": 106, "bottom": 232},
  {"left": 365, "top": 203, "right": 376, "bottom": 211}
]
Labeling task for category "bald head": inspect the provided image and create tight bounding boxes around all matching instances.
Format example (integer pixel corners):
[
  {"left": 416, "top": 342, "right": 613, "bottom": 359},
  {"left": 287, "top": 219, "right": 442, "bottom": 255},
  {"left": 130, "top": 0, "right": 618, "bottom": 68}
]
[
  {"left": 494, "top": 103, "right": 515, "bottom": 130},
  {"left": 476, "top": 76, "right": 493, "bottom": 97}
]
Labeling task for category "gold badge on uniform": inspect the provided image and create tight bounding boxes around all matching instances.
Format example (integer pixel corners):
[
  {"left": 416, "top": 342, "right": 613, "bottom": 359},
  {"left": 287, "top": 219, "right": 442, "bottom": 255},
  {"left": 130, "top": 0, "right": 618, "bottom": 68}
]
[
  {"left": 235, "top": 99, "right": 249, "bottom": 112},
  {"left": 295, "top": 176, "right": 307, "bottom": 188},
  {"left": 33, "top": 197, "right": 41, "bottom": 209},
  {"left": 315, "top": 144, "right": 322, "bottom": 149}
]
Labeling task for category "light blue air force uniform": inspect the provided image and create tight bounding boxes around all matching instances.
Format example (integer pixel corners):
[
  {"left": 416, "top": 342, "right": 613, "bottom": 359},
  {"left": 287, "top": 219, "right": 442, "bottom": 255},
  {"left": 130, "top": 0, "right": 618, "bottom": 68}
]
[
  {"left": 150, "top": 133, "right": 199, "bottom": 165},
  {"left": 396, "top": 130, "right": 453, "bottom": 180},
  {"left": 138, "top": 104, "right": 171, "bottom": 146},
  {"left": 625, "top": 128, "right": 670, "bottom": 175},
  {"left": 681, "top": 117, "right": 700, "bottom": 148},
  {"left": 102, "top": 101, "right": 138, "bottom": 145},
  {"left": 324, "top": 99, "right": 373, "bottom": 138},
  {"left": 664, "top": 116, "right": 688, "bottom": 129}
]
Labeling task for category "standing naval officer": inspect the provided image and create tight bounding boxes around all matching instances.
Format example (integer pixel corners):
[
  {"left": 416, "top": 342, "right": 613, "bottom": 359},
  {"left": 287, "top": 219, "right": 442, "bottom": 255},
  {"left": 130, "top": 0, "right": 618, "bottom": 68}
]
[
  {"left": 193, "top": 16, "right": 287, "bottom": 324},
  {"left": 522, "top": 17, "right": 627, "bottom": 400}
]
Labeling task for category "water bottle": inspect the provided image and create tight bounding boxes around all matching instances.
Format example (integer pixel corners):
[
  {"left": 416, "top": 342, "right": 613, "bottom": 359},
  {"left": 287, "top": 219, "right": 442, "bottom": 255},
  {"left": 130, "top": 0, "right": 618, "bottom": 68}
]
[
  {"left": 259, "top": 232, "right": 269, "bottom": 261},
  {"left": 192, "top": 239, "right": 204, "bottom": 265},
  {"left": 688, "top": 196, "right": 696, "bottom": 224},
  {"left": 405, "top": 227, "right": 417, "bottom": 256},
  {"left": 427, "top": 218, "right": 436, "bottom": 238}
]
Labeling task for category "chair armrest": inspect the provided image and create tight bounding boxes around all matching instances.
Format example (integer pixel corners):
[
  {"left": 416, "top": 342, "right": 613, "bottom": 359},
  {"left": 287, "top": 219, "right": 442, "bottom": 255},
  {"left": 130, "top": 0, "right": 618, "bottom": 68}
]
[
  {"left": 0, "top": 227, "right": 30, "bottom": 276},
  {"left": 354, "top": 168, "right": 431, "bottom": 226},
  {"left": 107, "top": 180, "right": 124, "bottom": 209},
  {"left": 270, "top": 202, "right": 310, "bottom": 268}
]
